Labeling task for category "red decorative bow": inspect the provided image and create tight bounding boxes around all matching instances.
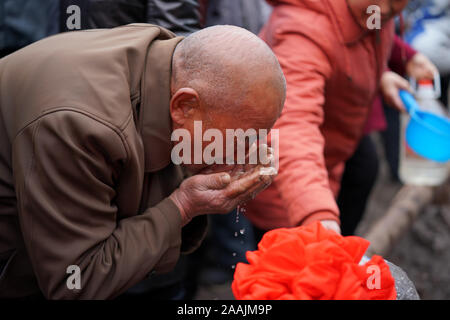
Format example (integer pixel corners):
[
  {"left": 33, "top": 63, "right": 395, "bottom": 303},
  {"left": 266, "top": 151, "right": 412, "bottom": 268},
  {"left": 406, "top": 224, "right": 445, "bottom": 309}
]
[{"left": 232, "top": 222, "right": 396, "bottom": 300}]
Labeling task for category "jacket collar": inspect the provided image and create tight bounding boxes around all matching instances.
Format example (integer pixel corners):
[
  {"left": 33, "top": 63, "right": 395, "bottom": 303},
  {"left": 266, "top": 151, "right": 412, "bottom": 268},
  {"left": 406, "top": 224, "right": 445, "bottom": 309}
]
[
  {"left": 139, "top": 33, "right": 184, "bottom": 172},
  {"left": 326, "top": 0, "right": 368, "bottom": 45}
]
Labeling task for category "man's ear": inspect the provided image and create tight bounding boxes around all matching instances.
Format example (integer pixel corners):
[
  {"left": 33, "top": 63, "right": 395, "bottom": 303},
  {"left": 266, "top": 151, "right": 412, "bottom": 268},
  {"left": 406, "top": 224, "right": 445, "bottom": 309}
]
[{"left": 170, "top": 88, "right": 200, "bottom": 126}]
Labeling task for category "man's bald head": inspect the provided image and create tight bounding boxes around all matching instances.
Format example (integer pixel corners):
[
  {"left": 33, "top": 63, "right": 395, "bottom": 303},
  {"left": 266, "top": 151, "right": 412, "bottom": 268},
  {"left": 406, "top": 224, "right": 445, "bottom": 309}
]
[
  {"left": 169, "top": 25, "right": 286, "bottom": 173},
  {"left": 171, "top": 25, "right": 286, "bottom": 115}
]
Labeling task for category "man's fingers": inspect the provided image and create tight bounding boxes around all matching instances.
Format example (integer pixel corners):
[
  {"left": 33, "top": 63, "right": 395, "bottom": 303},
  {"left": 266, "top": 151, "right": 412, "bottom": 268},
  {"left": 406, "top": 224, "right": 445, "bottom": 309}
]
[
  {"left": 243, "top": 142, "right": 258, "bottom": 172},
  {"left": 226, "top": 164, "right": 276, "bottom": 198},
  {"left": 243, "top": 143, "right": 275, "bottom": 172},
  {"left": 258, "top": 144, "right": 271, "bottom": 166},
  {"left": 200, "top": 164, "right": 235, "bottom": 175},
  {"left": 200, "top": 172, "right": 231, "bottom": 190},
  {"left": 232, "top": 173, "right": 275, "bottom": 206},
  {"left": 249, "top": 172, "right": 274, "bottom": 196},
  {"left": 226, "top": 165, "right": 265, "bottom": 197},
  {"left": 230, "top": 164, "right": 245, "bottom": 181}
]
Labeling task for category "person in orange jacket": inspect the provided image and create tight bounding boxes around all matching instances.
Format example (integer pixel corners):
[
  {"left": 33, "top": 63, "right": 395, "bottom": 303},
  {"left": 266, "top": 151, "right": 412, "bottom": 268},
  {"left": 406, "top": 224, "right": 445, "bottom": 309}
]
[
  {"left": 246, "top": 0, "right": 412, "bottom": 234},
  {"left": 338, "top": 34, "right": 437, "bottom": 236}
]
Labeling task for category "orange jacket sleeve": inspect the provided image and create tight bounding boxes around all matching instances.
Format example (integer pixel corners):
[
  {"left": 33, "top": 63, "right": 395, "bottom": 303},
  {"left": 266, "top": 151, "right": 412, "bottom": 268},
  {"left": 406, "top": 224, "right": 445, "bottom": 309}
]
[{"left": 266, "top": 29, "right": 340, "bottom": 226}]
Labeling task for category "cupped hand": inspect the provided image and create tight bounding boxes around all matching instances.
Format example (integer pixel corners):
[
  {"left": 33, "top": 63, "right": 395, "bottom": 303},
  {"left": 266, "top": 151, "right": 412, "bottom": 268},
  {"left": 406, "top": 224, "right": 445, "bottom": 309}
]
[{"left": 170, "top": 144, "right": 277, "bottom": 226}]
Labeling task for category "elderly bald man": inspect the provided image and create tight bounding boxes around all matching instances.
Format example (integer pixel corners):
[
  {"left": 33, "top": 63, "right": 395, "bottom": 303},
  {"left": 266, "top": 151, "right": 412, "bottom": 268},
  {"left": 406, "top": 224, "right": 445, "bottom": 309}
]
[{"left": 0, "top": 24, "right": 285, "bottom": 299}]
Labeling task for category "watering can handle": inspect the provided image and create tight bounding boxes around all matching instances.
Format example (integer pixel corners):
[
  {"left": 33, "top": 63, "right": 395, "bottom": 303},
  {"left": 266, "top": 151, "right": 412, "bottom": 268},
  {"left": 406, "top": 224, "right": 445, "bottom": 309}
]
[{"left": 399, "top": 90, "right": 420, "bottom": 114}]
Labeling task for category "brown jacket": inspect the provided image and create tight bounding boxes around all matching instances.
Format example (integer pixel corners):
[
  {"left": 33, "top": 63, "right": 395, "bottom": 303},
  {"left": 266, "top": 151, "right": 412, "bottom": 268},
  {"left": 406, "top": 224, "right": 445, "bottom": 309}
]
[{"left": 0, "top": 24, "right": 206, "bottom": 299}]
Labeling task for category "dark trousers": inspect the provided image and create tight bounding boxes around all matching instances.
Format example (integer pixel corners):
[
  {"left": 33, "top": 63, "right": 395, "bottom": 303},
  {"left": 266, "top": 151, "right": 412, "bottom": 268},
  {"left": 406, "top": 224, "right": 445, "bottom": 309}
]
[{"left": 337, "top": 135, "right": 379, "bottom": 236}]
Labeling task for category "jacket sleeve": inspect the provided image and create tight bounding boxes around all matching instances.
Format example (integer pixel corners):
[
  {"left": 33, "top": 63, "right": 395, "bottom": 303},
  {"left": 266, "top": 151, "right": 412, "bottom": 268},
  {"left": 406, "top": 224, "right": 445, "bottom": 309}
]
[
  {"left": 12, "top": 110, "right": 183, "bottom": 299},
  {"left": 266, "top": 30, "right": 340, "bottom": 226},
  {"left": 388, "top": 35, "right": 417, "bottom": 76}
]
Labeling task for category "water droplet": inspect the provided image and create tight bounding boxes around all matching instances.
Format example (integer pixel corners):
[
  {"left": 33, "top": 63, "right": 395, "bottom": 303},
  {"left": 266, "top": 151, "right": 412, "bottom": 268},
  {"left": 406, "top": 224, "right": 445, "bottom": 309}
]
[
  {"left": 234, "top": 232, "right": 238, "bottom": 237},
  {"left": 231, "top": 265, "right": 236, "bottom": 269},
  {"left": 239, "top": 228, "right": 245, "bottom": 235},
  {"left": 232, "top": 252, "right": 237, "bottom": 257}
]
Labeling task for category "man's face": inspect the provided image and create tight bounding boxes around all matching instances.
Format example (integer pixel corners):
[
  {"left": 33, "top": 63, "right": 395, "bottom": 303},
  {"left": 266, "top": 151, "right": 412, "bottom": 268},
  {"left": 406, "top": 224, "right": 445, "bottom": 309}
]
[
  {"left": 347, "top": 0, "right": 409, "bottom": 28},
  {"left": 172, "top": 84, "right": 283, "bottom": 174}
]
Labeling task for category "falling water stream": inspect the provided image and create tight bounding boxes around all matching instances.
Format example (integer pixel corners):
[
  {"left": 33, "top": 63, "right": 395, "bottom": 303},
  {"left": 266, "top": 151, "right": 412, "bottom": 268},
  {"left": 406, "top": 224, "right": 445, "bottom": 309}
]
[{"left": 232, "top": 205, "right": 247, "bottom": 270}]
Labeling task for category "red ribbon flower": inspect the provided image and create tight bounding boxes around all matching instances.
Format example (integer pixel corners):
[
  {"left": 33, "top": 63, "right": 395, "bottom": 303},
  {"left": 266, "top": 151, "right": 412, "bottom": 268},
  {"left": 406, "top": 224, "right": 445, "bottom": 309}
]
[{"left": 232, "top": 222, "right": 396, "bottom": 300}]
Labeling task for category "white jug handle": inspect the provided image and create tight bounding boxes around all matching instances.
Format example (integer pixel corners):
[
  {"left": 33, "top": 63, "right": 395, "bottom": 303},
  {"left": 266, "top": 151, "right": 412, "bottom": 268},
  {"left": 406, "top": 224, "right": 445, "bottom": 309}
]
[{"left": 434, "top": 72, "right": 441, "bottom": 99}]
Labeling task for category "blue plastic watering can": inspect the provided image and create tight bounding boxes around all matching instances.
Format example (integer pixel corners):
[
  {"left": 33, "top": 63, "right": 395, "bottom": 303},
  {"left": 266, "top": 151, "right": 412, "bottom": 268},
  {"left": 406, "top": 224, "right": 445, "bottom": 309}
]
[{"left": 399, "top": 90, "right": 450, "bottom": 163}]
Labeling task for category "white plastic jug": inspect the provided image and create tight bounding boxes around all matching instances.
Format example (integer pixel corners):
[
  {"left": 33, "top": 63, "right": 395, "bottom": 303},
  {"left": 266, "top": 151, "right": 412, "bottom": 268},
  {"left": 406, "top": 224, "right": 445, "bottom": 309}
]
[{"left": 399, "top": 76, "right": 449, "bottom": 186}]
